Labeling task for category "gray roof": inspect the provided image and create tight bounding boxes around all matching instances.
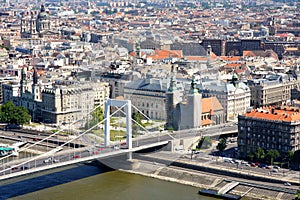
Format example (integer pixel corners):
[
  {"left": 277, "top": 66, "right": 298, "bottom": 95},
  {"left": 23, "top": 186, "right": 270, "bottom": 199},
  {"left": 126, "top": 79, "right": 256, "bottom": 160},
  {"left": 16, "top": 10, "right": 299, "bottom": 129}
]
[{"left": 125, "top": 78, "right": 169, "bottom": 92}]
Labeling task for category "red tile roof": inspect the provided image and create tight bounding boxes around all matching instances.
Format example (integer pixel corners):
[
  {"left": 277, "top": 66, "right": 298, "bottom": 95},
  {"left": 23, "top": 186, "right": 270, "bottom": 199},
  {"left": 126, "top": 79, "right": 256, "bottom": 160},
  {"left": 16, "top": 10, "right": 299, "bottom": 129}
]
[{"left": 243, "top": 106, "right": 300, "bottom": 122}]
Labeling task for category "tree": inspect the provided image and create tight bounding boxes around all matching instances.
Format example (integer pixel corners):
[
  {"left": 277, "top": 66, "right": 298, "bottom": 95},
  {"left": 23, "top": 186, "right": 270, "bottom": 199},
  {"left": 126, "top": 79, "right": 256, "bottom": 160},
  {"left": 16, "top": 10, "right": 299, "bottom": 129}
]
[
  {"left": 132, "top": 111, "right": 143, "bottom": 136},
  {"left": 197, "top": 136, "right": 212, "bottom": 150},
  {"left": 132, "top": 111, "right": 143, "bottom": 126},
  {"left": 216, "top": 138, "right": 227, "bottom": 153},
  {"left": 0, "top": 101, "right": 30, "bottom": 125},
  {"left": 85, "top": 106, "right": 104, "bottom": 129},
  {"left": 266, "top": 149, "right": 280, "bottom": 165},
  {"left": 286, "top": 150, "right": 294, "bottom": 169},
  {"left": 295, "top": 189, "right": 300, "bottom": 200},
  {"left": 255, "top": 147, "right": 265, "bottom": 162}
]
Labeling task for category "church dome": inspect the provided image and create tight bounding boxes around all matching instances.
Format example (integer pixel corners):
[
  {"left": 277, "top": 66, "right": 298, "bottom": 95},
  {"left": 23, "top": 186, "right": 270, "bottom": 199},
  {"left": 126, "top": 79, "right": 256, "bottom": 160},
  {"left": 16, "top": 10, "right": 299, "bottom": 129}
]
[{"left": 37, "top": 5, "right": 48, "bottom": 20}]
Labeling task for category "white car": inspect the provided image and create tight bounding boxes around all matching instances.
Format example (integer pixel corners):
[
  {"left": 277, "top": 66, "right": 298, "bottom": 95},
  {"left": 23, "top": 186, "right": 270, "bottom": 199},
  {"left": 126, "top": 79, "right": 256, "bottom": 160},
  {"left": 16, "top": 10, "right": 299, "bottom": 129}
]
[
  {"left": 43, "top": 157, "right": 52, "bottom": 163},
  {"left": 284, "top": 182, "right": 291, "bottom": 186}
]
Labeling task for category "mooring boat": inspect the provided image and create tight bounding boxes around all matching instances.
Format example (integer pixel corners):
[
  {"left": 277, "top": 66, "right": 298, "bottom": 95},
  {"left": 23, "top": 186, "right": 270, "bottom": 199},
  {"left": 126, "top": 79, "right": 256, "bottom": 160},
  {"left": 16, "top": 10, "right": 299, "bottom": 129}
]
[{"left": 0, "top": 147, "right": 15, "bottom": 156}]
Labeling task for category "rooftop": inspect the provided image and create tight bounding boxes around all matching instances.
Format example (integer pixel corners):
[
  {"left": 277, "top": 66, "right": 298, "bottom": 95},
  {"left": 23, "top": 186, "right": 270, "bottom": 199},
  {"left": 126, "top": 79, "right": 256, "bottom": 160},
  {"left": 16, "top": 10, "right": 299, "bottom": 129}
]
[{"left": 243, "top": 106, "right": 300, "bottom": 123}]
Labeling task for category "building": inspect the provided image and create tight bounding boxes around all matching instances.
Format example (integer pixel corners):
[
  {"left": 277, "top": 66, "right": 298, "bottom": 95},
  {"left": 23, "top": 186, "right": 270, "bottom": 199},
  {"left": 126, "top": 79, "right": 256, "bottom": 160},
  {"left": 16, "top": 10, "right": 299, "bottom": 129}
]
[
  {"left": 247, "top": 73, "right": 300, "bottom": 108},
  {"left": 2, "top": 67, "right": 110, "bottom": 125},
  {"left": 124, "top": 78, "right": 179, "bottom": 120},
  {"left": 199, "top": 75, "right": 251, "bottom": 122},
  {"left": 173, "top": 78, "right": 202, "bottom": 130},
  {"left": 238, "top": 106, "right": 300, "bottom": 158},
  {"left": 41, "top": 81, "right": 109, "bottom": 125},
  {"left": 20, "top": 5, "right": 53, "bottom": 38}
]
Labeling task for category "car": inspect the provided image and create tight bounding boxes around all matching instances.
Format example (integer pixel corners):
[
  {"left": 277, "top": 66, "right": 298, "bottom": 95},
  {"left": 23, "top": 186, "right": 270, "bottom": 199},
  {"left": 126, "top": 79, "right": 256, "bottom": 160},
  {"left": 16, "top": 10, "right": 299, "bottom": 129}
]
[
  {"left": 265, "top": 165, "right": 272, "bottom": 169},
  {"left": 259, "top": 163, "right": 268, "bottom": 168},
  {"left": 21, "top": 166, "right": 28, "bottom": 170},
  {"left": 53, "top": 159, "right": 59, "bottom": 163},
  {"left": 224, "top": 158, "right": 233, "bottom": 163},
  {"left": 271, "top": 168, "right": 278, "bottom": 173},
  {"left": 121, "top": 142, "right": 126, "bottom": 146},
  {"left": 284, "top": 182, "right": 291, "bottom": 186},
  {"left": 113, "top": 146, "right": 120, "bottom": 150},
  {"left": 73, "top": 155, "right": 80, "bottom": 159},
  {"left": 273, "top": 165, "right": 280, "bottom": 169},
  {"left": 250, "top": 163, "right": 258, "bottom": 167},
  {"left": 43, "top": 157, "right": 52, "bottom": 163},
  {"left": 11, "top": 165, "right": 18, "bottom": 170}
]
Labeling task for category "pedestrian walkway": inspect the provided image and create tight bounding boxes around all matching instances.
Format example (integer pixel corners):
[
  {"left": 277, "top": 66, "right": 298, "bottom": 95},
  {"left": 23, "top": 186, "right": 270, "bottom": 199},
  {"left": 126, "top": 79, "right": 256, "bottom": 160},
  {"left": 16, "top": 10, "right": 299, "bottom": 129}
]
[{"left": 218, "top": 181, "right": 239, "bottom": 195}]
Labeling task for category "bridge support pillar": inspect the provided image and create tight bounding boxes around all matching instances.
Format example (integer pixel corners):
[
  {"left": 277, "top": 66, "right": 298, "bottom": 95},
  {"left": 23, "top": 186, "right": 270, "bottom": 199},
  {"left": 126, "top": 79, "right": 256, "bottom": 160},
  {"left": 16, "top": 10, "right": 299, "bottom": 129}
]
[
  {"left": 104, "top": 99, "right": 110, "bottom": 147},
  {"left": 125, "top": 100, "right": 132, "bottom": 149},
  {"left": 104, "top": 98, "right": 132, "bottom": 149},
  {"left": 127, "top": 152, "right": 132, "bottom": 160}
]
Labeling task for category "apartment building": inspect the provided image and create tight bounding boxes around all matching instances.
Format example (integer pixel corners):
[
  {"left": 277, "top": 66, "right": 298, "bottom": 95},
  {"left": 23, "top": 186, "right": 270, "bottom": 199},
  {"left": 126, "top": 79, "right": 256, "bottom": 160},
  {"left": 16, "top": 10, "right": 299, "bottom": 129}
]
[
  {"left": 247, "top": 74, "right": 300, "bottom": 108},
  {"left": 238, "top": 106, "right": 300, "bottom": 158}
]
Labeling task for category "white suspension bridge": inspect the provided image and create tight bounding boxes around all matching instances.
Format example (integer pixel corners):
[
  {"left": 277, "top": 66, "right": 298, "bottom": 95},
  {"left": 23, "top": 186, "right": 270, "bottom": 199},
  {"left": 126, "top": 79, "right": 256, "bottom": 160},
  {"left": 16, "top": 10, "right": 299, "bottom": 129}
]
[{"left": 0, "top": 99, "right": 176, "bottom": 181}]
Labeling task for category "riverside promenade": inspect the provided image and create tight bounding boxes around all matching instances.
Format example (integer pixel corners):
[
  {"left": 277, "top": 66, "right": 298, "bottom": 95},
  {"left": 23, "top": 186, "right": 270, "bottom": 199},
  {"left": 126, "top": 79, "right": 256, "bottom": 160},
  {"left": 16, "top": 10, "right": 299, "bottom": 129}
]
[{"left": 122, "top": 151, "right": 298, "bottom": 200}]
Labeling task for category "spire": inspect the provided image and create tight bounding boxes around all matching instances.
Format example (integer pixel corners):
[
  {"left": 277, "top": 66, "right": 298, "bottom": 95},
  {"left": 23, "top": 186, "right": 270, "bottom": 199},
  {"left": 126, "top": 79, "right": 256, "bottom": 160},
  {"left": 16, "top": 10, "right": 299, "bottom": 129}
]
[
  {"left": 33, "top": 67, "right": 38, "bottom": 85},
  {"left": 135, "top": 40, "right": 141, "bottom": 58},
  {"left": 189, "top": 76, "right": 198, "bottom": 94},
  {"left": 231, "top": 73, "right": 239, "bottom": 88},
  {"left": 168, "top": 64, "right": 177, "bottom": 92},
  {"left": 21, "top": 67, "right": 27, "bottom": 85}
]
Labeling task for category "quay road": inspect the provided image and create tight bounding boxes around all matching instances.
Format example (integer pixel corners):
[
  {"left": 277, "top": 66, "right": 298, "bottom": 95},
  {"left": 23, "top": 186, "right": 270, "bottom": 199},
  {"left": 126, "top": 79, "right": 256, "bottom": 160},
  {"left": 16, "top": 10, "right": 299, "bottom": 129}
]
[
  {"left": 0, "top": 123, "right": 238, "bottom": 179},
  {"left": 0, "top": 129, "right": 85, "bottom": 148}
]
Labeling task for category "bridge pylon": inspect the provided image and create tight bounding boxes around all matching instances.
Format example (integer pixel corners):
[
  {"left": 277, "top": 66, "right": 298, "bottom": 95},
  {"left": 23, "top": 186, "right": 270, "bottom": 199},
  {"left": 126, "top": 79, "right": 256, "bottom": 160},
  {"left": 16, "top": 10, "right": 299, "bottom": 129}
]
[{"left": 104, "top": 98, "right": 132, "bottom": 149}]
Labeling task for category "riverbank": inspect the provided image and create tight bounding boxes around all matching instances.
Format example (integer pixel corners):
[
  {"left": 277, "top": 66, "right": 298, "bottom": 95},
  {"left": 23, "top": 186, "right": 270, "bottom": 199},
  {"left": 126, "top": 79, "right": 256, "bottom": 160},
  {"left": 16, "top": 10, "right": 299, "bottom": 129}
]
[{"left": 118, "top": 153, "right": 296, "bottom": 200}]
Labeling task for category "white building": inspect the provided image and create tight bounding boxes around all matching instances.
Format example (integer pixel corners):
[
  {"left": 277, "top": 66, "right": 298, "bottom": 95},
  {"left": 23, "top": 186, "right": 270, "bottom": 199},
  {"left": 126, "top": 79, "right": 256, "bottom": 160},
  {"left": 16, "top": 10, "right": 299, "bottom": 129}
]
[{"left": 199, "top": 75, "right": 251, "bottom": 122}]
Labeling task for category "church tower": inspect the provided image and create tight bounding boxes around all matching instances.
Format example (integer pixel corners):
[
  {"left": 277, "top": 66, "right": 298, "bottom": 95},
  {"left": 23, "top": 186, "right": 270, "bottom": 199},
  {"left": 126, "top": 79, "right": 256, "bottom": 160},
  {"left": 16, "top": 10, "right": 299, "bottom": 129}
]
[
  {"left": 20, "top": 67, "right": 27, "bottom": 96},
  {"left": 36, "top": 5, "right": 51, "bottom": 36},
  {"left": 186, "top": 77, "right": 202, "bottom": 128},
  {"left": 32, "top": 67, "right": 40, "bottom": 101},
  {"left": 165, "top": 64, "right": 181, "bottom": 130},
  {"left": 177, "top": 77, "right": 202, "bottom": 130}
]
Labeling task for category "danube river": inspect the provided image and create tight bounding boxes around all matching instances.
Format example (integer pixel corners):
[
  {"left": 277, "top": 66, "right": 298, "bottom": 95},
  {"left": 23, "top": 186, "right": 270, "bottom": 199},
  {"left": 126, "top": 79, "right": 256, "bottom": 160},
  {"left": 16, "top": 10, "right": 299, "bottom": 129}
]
[{"left": 0, "top": 163, "right": 217, "bottom": 200}]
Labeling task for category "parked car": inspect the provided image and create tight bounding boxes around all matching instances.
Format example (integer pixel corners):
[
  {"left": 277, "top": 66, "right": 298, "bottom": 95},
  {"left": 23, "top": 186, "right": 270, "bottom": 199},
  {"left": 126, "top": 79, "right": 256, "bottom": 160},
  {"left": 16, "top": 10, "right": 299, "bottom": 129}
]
[
  {"left": 224, "top": 158, "right": 233, "bottom": 163},
  {"left": 284, "top": 182, "right": 291, "bottom": 186},
  {"left": 73, "top": 155, "right": 80, "bottom": 159},
  {"left": 11, "top": 165, "right": 18, "bottom": 170},
  {"left": 271, "top": 168, "right": 278, "bottom": 173},
  {"left": 43, "top": 157, "right": 52, "bottom": 163},
  {"left": 21, "top": 166, "right": 28, "bottom": 170}
]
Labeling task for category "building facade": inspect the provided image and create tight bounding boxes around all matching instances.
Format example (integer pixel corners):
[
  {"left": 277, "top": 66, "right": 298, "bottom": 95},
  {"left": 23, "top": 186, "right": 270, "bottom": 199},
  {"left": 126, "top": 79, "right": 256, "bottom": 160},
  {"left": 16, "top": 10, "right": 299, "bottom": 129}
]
[
  {"left": 2, "top": 67, "right": 110, "bottom": 125},
  {"left": 238, "top": 106, "right": 300, "bottom": 158},
  {"left": 124, "top": 78, "right": 175, "bottom": 120},
  {"left": 199, "top": 76, "right": 251, "bottom": 122},
  {"left": 20, "top": 5, "right": 52, "bottom": 38},
  {"left": 247, "top": 73, "right": 300, "bottom": 108}
]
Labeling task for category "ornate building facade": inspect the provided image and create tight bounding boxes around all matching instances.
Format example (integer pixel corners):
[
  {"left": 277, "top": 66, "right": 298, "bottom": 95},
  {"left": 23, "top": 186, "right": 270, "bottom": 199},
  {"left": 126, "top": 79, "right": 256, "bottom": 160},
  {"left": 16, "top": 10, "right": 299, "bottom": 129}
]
[
  {"left": 20, "top": 5, "right": 52, "bottom": 38},
  {"left": 2, "top": 67, "right": 110, "bottom": 125},
  {"left": 238, "top": 106, "right": 300, "bottom": 160}
]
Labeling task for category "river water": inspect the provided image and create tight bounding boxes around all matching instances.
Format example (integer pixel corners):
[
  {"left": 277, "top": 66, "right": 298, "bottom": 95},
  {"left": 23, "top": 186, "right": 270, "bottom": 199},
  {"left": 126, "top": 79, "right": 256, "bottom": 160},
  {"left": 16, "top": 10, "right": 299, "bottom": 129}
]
[{"left": 0, "top": 163, "right": 217, "bottom": 200}]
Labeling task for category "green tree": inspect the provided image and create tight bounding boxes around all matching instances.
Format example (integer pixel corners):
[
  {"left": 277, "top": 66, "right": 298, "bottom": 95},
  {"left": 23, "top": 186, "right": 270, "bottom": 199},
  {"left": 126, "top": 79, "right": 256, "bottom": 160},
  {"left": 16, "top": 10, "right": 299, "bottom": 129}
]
[
  {"left": 255, "top": 147, "right": 265, "bottom": 162},
  {"left": 266, "top": 149, "right": 280, "bottom": 165},
  {"left": 216, "top": 138, "right": 227, "bottom": 153},
  {"left": 0, "top": 101, "right": 30, "bottom": 125},
  {"left": 85, "top": 106, "right": 104, "bottom": 129},
  {"left": 132, "top": 111, "right": 143, "bottom": 136},
  {"left": 296, "top": 189, "right": 300, "bottom": 200},
  {"left": 197, "top": 136, "right": 212, "bottom": 149},
  {"left": 286, "top": 150, "right": 294, "bottom": 169},
  {"left": 132, "top": 111, "right": 143, "bottom": 125}
]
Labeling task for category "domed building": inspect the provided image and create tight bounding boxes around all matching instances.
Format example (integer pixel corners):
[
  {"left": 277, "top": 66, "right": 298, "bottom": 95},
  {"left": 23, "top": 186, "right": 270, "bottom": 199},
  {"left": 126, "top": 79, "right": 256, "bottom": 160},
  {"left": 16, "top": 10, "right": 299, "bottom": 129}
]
[{"left": 21, "top": 5, "right": 53, "bottom": 38}]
